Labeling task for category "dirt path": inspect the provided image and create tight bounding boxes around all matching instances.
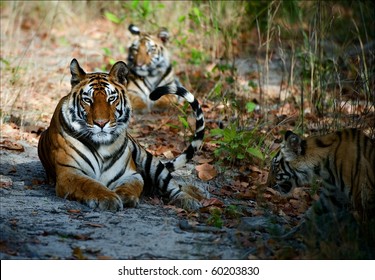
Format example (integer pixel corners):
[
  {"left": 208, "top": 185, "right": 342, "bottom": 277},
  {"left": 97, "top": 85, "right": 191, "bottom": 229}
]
[{"left": 0, "top": 141, "right": 252, "bottom": 260}]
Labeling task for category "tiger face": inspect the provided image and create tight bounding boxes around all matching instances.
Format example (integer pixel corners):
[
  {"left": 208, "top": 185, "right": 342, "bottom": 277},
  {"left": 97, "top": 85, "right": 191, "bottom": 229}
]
[
  {"left": 268, "top": 131, "right": 313, "bottom": 194},
  {"left": 127, "top": 24, "right": 170, "bottom": 77},
  {"left": 63, "top": 59, "right": 131, "bottom": 144}
]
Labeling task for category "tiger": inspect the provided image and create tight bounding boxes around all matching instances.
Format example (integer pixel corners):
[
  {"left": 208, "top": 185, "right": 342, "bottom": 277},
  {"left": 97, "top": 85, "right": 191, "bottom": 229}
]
[
  {"left": 37, "top": 58, "right": 208, "bottom": 212},
  {"left": 268, "top": 128, "right": 375, "bottom": 223},
  {"left": 126, "top": 24, "right": 182, "bottom": 112}
]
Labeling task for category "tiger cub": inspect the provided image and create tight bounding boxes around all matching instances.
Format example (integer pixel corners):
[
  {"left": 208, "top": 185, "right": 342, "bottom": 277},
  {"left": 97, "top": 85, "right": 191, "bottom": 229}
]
[
  {"left": 38, "top": 58, "right": 208, "bottom": 212},
  {"left": 126, "top": 24, "right": 182, "bottom": 112},
  {"left": 268, "top": 128, "right": 375, "bottom": 222}
]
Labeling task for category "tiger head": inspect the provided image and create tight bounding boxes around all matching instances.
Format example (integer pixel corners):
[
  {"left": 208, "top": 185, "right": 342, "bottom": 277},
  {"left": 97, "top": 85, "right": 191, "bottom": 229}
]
[
  {"left": 268, "top": 131, "right": 310, "bottom": 194},
  {"left": 61, "top": 59, "right": 131, "bottom": 145},
  {"left": 127, "top": 24, "right": 170, "bottom": 77}
]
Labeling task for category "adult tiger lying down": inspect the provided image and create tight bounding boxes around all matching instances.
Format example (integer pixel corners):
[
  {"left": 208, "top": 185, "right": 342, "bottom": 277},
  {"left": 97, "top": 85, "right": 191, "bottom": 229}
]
[{"left": 38, "top": 58, "right": 208, "bottom": 211}]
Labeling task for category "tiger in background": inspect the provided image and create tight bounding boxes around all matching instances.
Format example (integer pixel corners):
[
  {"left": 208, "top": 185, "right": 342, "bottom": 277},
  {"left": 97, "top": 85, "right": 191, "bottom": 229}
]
[
  {"left": 126, "top": 24, "right": 183, "bottom": 112},
  {"left": 38, "top": 58, "right": 208, "bottom": 211},
  {"left": 268, "top": 128, "right": 375, "bottom": 257},
  {"left": 268, "top": 128, "right": 375, "bottom": 223}
]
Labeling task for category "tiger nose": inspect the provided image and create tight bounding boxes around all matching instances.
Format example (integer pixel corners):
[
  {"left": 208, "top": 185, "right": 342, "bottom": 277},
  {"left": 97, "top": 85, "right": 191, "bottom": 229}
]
[{"left": 94, "top": 119, "right": 109, "bottom": 128}]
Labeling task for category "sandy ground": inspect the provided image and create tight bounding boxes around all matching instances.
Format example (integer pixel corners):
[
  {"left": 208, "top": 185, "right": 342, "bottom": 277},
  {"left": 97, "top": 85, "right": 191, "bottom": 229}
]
[{"left": 0, "top": 141, "right": 250, "bottom": 260}]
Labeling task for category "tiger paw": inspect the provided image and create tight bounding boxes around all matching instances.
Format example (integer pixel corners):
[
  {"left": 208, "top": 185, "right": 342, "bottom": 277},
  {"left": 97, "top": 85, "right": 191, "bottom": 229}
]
[
  {"left": 114, "top": 183, "right": 143, "bottom": 208},
  {"left": 171, "top": 185, "right": 210, "bottom": 211},
  {"left": 85, "top": 192, "right": 123, "bottom": 212},
  {"left": 170, "top": 194, "right": 202, "bottom": 212}
]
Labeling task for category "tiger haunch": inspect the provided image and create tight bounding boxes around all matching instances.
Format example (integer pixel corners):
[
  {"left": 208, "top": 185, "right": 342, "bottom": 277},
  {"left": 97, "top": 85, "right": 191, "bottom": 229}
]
[{"left": 38, "top": 58, "right": 208, "bottom": 212}]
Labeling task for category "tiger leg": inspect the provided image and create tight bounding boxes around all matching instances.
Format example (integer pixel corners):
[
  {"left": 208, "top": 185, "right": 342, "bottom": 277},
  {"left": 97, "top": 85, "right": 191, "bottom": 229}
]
[
  {"left": 128, "top": 94, "right": 147, "bottom": 112},
  {"left": 153, "top": 95, "right": 177, "bottom": 110},
  {"left": 55, "top": 170, "right": 123, "bottom": 211},
  {"left": 114, "top": 173, "right": 144, "bottom": 208}
]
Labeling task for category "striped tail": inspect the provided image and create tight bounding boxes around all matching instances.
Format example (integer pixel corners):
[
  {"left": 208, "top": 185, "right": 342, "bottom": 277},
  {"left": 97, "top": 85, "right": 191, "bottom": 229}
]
[{"left": 149, "top": 85, "right": 205, "bottom": 171}]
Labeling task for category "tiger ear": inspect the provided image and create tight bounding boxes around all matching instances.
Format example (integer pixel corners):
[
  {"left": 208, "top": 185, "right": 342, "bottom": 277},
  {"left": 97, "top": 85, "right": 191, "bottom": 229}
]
[
  {"left": 70, "top": 58, "right": 86, "bottom": 87},
  {"left": 109, "top": 61, "right": 129, "bottom": 84},
  {"left": 128, "top": 24, "right": 140, "bottom": 35},
  {"left": 158, "top": 27, "right": 169, "bottom": 44},
  {"left": 285, "top": 130, "right": 302, "bottom": 155}
]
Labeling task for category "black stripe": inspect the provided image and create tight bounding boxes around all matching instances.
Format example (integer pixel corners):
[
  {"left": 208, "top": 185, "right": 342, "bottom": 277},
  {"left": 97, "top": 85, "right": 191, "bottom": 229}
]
[
  {"left": 324, "top": 158, "right": 336, "bottom": 186},
  {"left": 144, "top": 152, "right": 153, "bottom": 175},
  {"left": 149, "top": 86, "right": 168, "bottom": 100},
  {"left": 107, "top": 158, "right": 130, "bottom": 188},
  {"left": 103, "top": 138, "right": 128, "bottom": 172},
  {"left": 315, "top": 138, "right": 330, "bottom": 148},
  {"left": 165, "top": 161, "right": 174, "bottom": 171},
  {"left": 69, "top": 143, "right": 97, "bottom": 173},
  {"left": 132, "top": 77, "right": 147, "bottom": 91},
  {"left": 154, "top": 162, "right": 165, "bottom": 185},
  {"left": 300, "top": 140, "right": 307, "bottom": 156},
  {"left": 158, "top": 65, "right": 172, "bottom": 83},
  {"left": 161, "top": 173, "right": 173, "bottom": 194},
  {"left": 56, "top": 162, "right": 90, "bottom": 176}
]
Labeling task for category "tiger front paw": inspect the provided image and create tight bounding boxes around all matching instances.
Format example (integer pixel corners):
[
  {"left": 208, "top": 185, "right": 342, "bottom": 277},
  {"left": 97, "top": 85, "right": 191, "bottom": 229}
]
[
  {"left": 170, "top": 194, "right": 202, "bottom": 212},
  {"left": 84, "top": 192, "right": 124, "bottom": 212},
  {"left": 114, "top": 182, "right": 143, "bottom": 208},
  {"left": 170, "top": 185, "right": 210, "bottom": 211}
]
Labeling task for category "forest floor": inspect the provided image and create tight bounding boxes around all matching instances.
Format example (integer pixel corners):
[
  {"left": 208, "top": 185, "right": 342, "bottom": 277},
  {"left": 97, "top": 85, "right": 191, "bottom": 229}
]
[
  {"left": 1, "top": 3, "right": 374, "bottom": 260},
  {"left": 0, "top": 112, "right": 305, "bottom": 260}
]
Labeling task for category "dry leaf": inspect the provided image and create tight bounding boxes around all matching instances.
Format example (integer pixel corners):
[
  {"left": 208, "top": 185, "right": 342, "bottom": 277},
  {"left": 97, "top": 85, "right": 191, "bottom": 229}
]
[
  {"left": 67, "top": 209, "right": 81, "bottom": 214},
  {"left": 202, "top": 198, "right": 225, "bottom": 208},
  {"left": 194, "top": 156, "right": 213, "bottom": 164},
  {"left": 0, "top": 140, "right": 24, "bottom": 152},
  {"left": 195, "top": 163, "right": 217, "bottom": 181},
  {"left": 162, "top": 150, "right": 175, "bottom": 159}
]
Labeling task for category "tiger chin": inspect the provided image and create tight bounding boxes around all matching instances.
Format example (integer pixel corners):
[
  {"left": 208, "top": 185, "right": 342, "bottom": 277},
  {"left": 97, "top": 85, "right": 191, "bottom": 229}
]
[
  {"left": 38, "top": 58, "right": 208, "bottom": 212},
  {"left": 125, "top": 24, "right": 182, "bottom": 112},
  {"left": 268, "top": 128, "right": 375, "bottom": 223}
]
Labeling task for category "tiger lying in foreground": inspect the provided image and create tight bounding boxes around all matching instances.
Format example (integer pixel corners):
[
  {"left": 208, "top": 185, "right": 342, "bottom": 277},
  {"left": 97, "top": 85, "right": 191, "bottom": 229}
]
[
  {"left": 268, "top": 128, "right": 375, "bottom": 222},
  {"left": 38, "top": 58, "right": 208, "bottom": 211},
  {"left": 126, "top": 24, "right": 182, "bottom": 112}
]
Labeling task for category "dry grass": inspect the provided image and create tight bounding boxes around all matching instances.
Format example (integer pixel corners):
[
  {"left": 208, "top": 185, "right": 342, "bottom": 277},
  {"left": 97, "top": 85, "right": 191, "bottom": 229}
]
[{"left": 1, "top": 1, "right": 373, "bottom": 139}]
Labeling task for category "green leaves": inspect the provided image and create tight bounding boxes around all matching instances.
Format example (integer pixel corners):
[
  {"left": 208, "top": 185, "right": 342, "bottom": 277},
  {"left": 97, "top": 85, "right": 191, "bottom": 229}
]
[
  {"left": 104, "top": 12, "right": 125, "bottom": 24},
  {"left": 210, "top": 125, "right": 264, "bottom": 163},
  {"left": 246, "top": 102, "right": 257, "bottom": 113}
]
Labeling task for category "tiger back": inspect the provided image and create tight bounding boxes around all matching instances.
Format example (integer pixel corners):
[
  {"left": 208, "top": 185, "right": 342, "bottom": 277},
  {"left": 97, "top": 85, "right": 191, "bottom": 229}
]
[
  {"left": 126, "top": 24, "right": 181, "bottom": 112},
  {"left": 268, "top": 128, "right": 375, "bottom": 222},
  {"left": 38, "top": 58, "right": 208, "bottom": 212}
]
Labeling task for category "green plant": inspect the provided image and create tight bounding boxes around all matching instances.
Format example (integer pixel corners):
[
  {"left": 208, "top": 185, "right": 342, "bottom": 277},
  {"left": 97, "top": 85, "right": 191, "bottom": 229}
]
[
  {"left": 206, "top": 207, "right": 224, "bottom": 228},
  {"left": 122, "top": 0, "right": 166, "bottom": 24},
  {"left": 224, "top": 205, "right": 242, "bottom": 219},
  {"left": 210, "top": 124, "right": 264, "bottom": 165},
  {"left": 104, "top": 11, "right": 125, "bottom": 24},
  {"left": 210, "top": 100, "right": 265, "bottom": 165},
  {"left": 188, "top": 48, "right": 206, "bottom": 65}
]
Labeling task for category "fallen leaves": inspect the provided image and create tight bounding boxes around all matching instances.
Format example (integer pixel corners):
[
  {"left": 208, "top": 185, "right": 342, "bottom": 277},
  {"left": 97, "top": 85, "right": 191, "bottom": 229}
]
[
  {"left": 0, "top": 140, "right": 24, "bottom": 152},
  {"left": 195, "top": 163, "right": 217, "bottom": 181}
]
